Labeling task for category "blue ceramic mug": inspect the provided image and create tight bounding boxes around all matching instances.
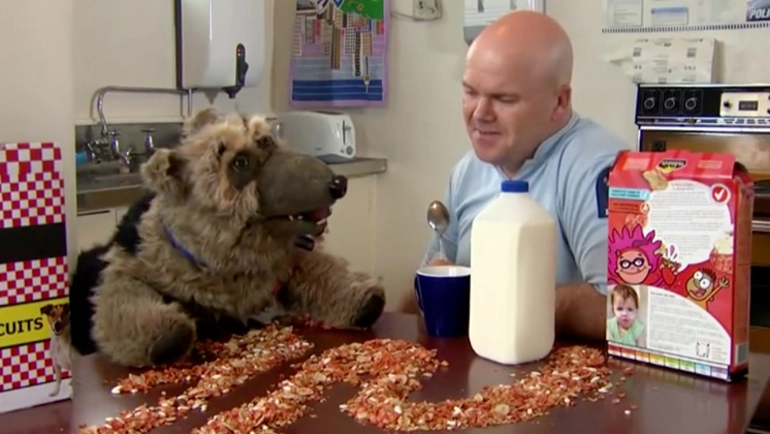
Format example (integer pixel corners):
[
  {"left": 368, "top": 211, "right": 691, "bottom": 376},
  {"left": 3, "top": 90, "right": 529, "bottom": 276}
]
[{"left": 414, "top": 265, "right": 471, "bottom": 337}]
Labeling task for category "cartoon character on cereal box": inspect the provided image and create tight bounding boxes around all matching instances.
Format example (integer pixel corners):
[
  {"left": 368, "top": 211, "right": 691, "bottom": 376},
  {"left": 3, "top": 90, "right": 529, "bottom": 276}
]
[
  {"left": 608, "top": 224, "right": 678, "bottom": 287},
  {"left": 683, "top": 267, "right": 728, "bottom": 311}
]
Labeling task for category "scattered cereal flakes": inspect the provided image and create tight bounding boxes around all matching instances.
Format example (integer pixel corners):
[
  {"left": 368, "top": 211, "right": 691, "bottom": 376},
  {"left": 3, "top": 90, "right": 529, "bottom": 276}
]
[{"left": 80, "top": 332, "right": 624, "bottom": 433}]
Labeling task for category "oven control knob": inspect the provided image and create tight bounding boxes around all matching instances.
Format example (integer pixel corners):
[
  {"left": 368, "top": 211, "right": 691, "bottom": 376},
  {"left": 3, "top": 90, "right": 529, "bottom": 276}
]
[
  {"left": 664, "top": 97, "right": 677, "bottom": 110},
  {"left": 643, "top": 97, "right": 656, "bottom": 109},
  {"left": 723, "top": 101, "right": 731, "bottom": 108},
  {"left": 684, "top": 97, "right": 698, "bottom": 111}
]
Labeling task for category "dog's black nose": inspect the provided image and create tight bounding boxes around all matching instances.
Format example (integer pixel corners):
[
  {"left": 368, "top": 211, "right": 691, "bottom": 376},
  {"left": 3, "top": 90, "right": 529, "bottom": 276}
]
[
  {"left": 53, "top": 322, "right": 62, "bottom": 333},
  {"left": 329, "top": 175, "right": 348, "bottom": 199}
]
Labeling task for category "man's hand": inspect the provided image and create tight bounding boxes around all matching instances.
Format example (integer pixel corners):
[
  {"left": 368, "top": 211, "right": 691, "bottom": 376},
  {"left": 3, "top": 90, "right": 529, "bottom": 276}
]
[
  {"left": 426, "top": 257, "right": 453, "bottom": 266},
  {"left": 555, "top": 283, "right": 607, "bottom": 341}
]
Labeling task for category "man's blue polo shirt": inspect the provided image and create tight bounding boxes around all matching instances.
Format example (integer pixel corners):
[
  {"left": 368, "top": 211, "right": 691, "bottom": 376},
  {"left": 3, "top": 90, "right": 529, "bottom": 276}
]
[{"left": 421, "top": 113, "right": 631, "bottom": 296}]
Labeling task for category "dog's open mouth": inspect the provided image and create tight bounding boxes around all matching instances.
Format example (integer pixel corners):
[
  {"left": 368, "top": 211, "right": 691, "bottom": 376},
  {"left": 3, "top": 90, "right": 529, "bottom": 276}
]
[
  {"left": 280, "top": 207, "right": 332, "bottom": 237},
  {"left": 287, "top": 208, "right": 330, "bottom": 226}
]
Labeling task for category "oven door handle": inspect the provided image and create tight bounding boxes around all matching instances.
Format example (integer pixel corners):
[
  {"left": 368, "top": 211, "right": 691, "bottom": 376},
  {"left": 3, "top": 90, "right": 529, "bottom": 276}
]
[{"left": 753, "top": 220, "right": 770, "bottom": 233}]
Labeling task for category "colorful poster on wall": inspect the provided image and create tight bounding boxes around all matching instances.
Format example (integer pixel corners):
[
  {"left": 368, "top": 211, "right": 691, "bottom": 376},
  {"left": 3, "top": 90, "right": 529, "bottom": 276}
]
[
  {"left": 289, "top": 0, "right": 389, "bottom": 108},
  {"left": 601, "top": 0, "right": 770, "bottom": 32},
  {"left": 747, "top": 0, "right": 770, "bottom": 21}
]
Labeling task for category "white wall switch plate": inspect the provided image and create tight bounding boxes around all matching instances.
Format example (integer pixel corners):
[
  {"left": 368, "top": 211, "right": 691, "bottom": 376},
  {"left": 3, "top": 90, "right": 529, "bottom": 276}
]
[{"left": 413, "top": 0, "right": 442, "bottom": 20}]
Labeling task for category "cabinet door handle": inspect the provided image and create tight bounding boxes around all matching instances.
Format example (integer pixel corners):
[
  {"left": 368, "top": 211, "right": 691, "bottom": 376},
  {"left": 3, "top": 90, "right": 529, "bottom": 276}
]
[{"left": 77, "top": 210, "right": 111, "bottom": 217}]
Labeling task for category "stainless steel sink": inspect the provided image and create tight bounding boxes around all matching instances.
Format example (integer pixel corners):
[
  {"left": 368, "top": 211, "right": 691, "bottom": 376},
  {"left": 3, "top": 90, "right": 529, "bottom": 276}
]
[
  {"left": 86, "top": 173, "right": 141, "bottom": 184},
  {"left": 75, "top": 168, "right": 148, "bottom": 213},
  {"left": 77, "top": 172, "right": 143, "bottom": 193}
]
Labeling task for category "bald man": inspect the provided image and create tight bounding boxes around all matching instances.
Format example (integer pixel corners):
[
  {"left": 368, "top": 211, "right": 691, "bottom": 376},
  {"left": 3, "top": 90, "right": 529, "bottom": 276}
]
[{"left": 418, "top": 11, "right": 629, "bottom": 341}]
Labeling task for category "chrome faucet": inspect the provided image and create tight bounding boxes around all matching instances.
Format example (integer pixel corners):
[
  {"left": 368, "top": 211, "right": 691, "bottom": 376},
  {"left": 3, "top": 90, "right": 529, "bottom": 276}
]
[
  {"left": 84, "top": 135, "right": 111, "bottom": 163},
  {"left": 142, "top": 128, "right": 156, "bottom": 154},
  {"left": 84, "top": 140, "right": 100, "bottom": 162},
  {"left": 107, "top": 130, "right": 130, "bottom": 167}
]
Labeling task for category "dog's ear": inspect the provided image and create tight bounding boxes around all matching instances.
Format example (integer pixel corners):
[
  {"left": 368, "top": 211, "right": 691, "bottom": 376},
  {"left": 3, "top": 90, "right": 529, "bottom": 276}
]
[
  {"left": 60, "top": 303, "right": 69, "bottom": 317},
  {"left": 40, "top": 304, "right": 52, "bottom": 315},
  {"left": 140, "top": 148, "right": 187, "bottom": 197},
  {"left": 247, "top": 115, "right": 278, "bottom": 152},
  {"left": 183, "top": 107, "right": 220, "bottom": 137}
]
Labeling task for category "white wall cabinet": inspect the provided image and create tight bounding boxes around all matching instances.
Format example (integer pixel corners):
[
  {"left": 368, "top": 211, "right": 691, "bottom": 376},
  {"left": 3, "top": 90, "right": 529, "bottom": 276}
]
[
  {"left": 74, "top": 209, "right": 117, "bottom": 252},
  {"left": 114, "top": 207, "right": 128, "bottom": 223}
]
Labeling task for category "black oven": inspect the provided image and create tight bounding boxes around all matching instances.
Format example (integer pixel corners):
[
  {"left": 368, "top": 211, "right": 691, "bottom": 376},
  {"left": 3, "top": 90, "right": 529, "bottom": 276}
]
[{"left": 634, "top": 83, "right": 770, "bottom": 340}]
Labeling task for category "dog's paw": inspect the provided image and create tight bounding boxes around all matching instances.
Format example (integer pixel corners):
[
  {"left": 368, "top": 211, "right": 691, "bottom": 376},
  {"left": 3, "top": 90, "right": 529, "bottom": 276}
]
[
  {"left": 349, "top": 273, "right": 384, "bottom": 294},
  {"left": 353, "top": 292, "right": 385, "bottom": 329},
  {"left": 350, "top": 274, "right": 385, "bottom": 329},
  {"left": 196, "top": 315, "right": 255, "bottom": 342},
  {"left": 246, "top": 317, "right": 267, "bottom": 330},
  {"left": 48, "top": 388, "right": 59, "bottom": 397},
  {"left": 271, "top": 314, "right": 297, "bottom": 327},
  {"left": 149, "top": 321, "right": 195, "bottom": 366}
]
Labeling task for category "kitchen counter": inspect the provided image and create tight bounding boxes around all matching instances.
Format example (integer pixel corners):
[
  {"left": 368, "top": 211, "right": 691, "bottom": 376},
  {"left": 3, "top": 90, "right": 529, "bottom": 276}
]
[{"left": 75, "top": 157, "right": 387, "bottom": 214}]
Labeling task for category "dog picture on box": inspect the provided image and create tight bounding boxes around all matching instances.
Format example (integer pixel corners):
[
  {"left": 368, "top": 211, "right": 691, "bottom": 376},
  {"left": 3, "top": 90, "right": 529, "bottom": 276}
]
[{"left": 39, "top": 302, "right": 71, "bottom": 397}]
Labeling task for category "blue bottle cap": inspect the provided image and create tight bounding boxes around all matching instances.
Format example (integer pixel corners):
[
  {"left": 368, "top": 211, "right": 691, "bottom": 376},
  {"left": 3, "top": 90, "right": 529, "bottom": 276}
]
[{"left": 501, "top": 180, "right": 529, "bottom": 193}]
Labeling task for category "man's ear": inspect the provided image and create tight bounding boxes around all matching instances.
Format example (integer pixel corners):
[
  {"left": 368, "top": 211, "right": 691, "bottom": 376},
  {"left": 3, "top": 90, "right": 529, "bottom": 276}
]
[
  {"left": 183, "top": 107, "right": 219, "bottom": 137},
  {"left": 140, "top": 148, "right": 187, "bottom": 196}
]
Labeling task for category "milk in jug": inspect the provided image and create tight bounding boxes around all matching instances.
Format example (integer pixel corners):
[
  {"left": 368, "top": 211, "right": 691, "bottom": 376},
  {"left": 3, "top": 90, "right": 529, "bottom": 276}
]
[{"left": 468, "top": 179, "right": 557, "bottom": 365}]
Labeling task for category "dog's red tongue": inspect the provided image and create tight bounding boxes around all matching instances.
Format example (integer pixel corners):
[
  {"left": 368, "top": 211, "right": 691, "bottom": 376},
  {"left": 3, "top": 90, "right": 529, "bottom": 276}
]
[{"left": 307, "top": 208, "right": 331, "bottom": 221}]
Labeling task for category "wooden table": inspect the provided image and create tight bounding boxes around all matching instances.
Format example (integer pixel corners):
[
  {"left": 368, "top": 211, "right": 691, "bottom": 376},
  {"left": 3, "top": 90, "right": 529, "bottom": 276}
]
[{"left": 3, "top": 312, "right": 770, "bottom": 434}]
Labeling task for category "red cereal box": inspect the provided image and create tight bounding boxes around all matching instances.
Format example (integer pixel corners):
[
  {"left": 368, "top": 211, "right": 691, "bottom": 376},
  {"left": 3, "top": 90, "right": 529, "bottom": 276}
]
[
  {"left": 0, "top": 142, "right": 72, "bottom": 413},
  {"left": 605, "top": 149, "right": 753, "bottom": 382}
]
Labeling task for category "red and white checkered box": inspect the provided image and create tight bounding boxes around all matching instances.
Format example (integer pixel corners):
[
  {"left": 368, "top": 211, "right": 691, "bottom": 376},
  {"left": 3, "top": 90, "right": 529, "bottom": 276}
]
[
  {"left": 0, "top": 341, "right": 71, "bottom": 393},
  {"left": 0, "top": 257, "right": 69, "bottom": 306},
  {"left": 0, "top": 142, "right": 71, "bottom": 414},
  {"left": 0, "top": 142, "right": 64, "bottom": 229}
]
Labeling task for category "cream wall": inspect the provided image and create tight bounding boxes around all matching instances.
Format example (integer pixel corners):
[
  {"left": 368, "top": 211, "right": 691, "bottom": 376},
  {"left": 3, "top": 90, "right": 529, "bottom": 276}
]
[
  {"left": 1, "top": 0, "right": 640, "bottom": 312},
  {"left": 0, "top": 0, "right": 78, "bottom": 270},
  {"left": 73, "top": 0, "right": 275, "bottom": 123}
]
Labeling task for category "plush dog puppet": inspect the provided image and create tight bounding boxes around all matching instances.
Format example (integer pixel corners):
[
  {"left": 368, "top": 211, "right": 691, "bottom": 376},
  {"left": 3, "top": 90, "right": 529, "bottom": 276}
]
[{"left": 68, "top": 108, "right": 385, "bottom": 368}]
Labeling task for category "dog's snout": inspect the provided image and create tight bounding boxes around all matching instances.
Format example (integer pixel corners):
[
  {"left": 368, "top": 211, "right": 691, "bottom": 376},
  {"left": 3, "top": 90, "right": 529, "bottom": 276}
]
[
  {"left": 329, "top": 175, "right": 348, "bottom": 199},
  {"left": 53, "top": 322, "right": 63, "bottom": 333}
]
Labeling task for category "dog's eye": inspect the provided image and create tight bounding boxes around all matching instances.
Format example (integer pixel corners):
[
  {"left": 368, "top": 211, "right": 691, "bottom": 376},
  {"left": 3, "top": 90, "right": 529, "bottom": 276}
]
[{"left": 231, "top": 155, "right": 250, "bottom": 171}]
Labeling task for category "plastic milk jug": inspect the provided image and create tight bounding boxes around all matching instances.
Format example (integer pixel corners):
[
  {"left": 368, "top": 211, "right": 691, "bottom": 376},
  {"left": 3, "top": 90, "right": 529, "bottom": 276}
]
[{"left": 468, "top": 180, "right": 557, "bottom": 365}]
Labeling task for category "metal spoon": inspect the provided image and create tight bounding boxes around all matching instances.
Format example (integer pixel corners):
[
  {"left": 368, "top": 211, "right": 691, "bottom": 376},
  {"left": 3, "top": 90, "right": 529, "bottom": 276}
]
[{"left": 427, "top": 200, "right": 450, "bottom": 261}]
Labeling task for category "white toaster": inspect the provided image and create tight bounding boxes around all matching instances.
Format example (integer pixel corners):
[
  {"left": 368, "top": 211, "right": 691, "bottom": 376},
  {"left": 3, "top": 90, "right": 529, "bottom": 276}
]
[{"left": 274, "top": 110, "right": 357, "bottom": 163}]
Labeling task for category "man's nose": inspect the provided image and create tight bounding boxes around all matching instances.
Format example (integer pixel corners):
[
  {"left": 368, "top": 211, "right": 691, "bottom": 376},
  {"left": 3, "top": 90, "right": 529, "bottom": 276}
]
[
  {"left": 473, "top": 98, "right": 495, "bottom": 121},
  {"left": 329, "top": 175, "right": 348, "bottom": 199}
]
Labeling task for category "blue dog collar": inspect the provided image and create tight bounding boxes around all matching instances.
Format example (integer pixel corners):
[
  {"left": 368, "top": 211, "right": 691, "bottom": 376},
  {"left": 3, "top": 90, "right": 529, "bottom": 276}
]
[{"left": 162, "top": 224, "right": 208, "bottom": 269}]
